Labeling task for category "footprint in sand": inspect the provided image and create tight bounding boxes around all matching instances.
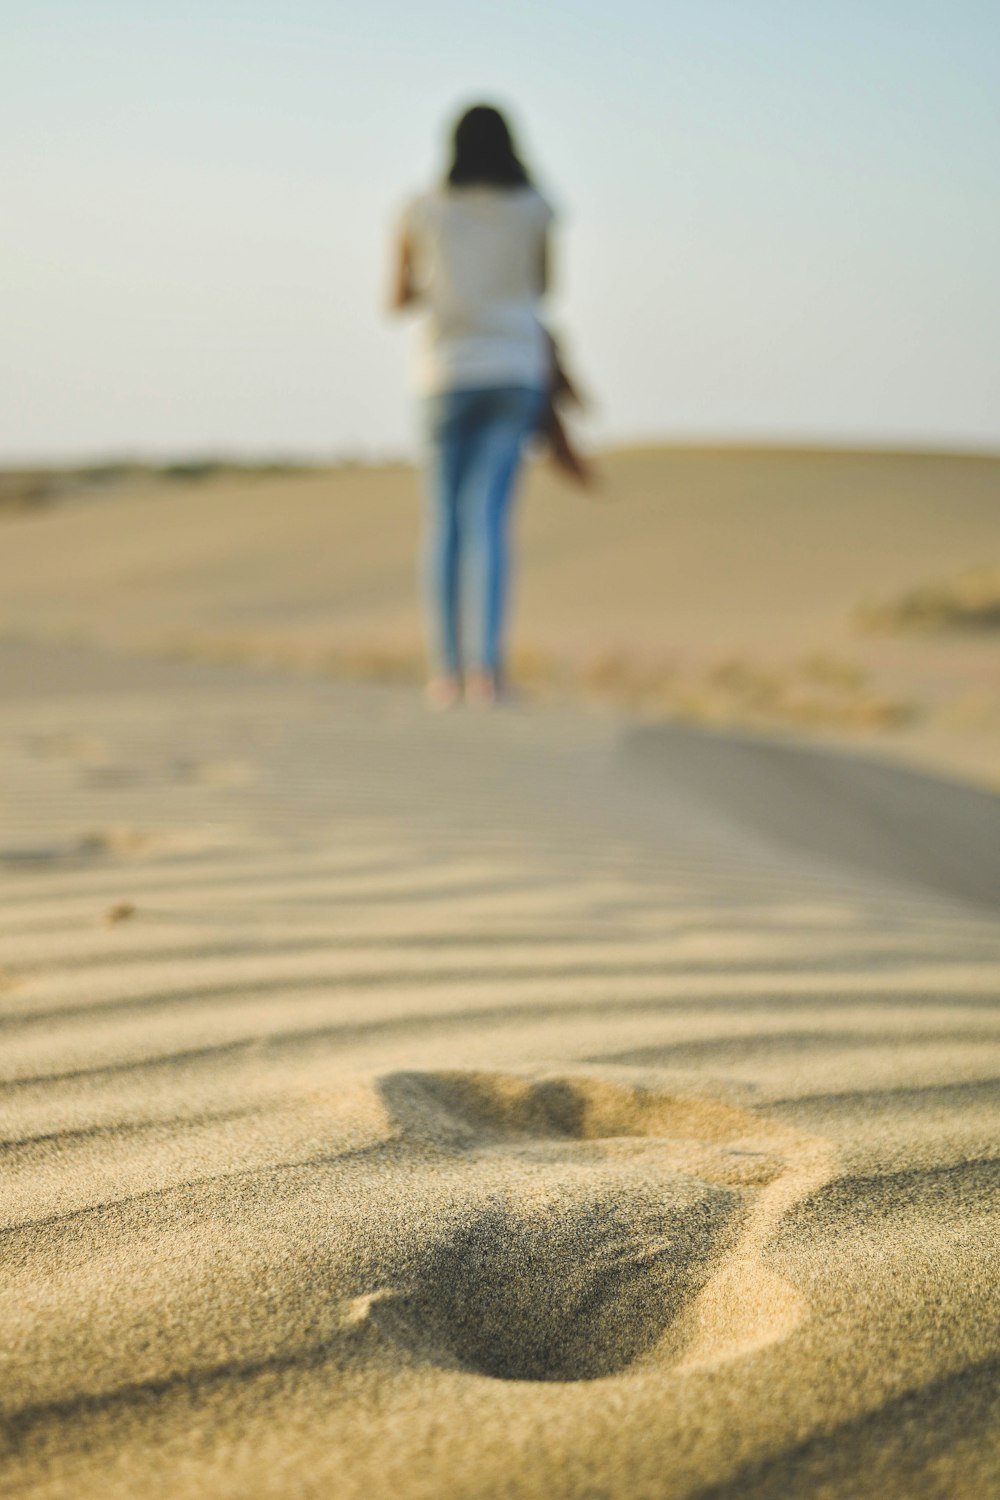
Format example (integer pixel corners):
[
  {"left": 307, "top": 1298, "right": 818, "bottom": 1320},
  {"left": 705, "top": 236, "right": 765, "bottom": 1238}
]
[{"left": 357, "top": 1068, "right": 834, "bottom": 1383}]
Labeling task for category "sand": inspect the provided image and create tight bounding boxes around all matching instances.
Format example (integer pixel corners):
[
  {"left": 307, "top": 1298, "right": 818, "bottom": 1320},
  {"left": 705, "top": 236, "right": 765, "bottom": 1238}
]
[
  {"left": 0, "top": 447, "right": 998, "bottom": 784},
  {"left": 1, "top": 451, "right": 999, "bottom": 1497}
]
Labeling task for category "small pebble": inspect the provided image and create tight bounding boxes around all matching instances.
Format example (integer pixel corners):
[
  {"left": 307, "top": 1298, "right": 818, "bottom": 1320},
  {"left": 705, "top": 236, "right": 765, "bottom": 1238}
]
[{"left": 104, "top": 901, "right": 137, "bottom": 926}]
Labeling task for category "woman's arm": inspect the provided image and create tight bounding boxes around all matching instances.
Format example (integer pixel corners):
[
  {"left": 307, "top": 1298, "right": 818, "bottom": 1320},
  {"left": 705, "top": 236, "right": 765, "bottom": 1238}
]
[{"left": 389, "top": 228, "right": 419, "bottom": 313}]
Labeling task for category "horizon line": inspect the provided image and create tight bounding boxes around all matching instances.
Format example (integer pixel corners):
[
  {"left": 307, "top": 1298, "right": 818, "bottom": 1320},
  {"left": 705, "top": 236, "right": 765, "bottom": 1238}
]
[{"left": 3, "top": 434, "right": 1000, "bottom": 470}]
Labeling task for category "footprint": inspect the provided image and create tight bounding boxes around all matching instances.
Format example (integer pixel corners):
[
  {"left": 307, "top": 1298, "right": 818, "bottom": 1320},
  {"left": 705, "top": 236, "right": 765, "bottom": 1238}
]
[
  {"left": 372, "top": 1182, "right": 737, "bottom": 1382},
  {"left": 381, "top": 1069, "right": 789, "bottom": 1166},
  {"left": 360, "top": 1068, "right": 833, "bottom": 1383}
]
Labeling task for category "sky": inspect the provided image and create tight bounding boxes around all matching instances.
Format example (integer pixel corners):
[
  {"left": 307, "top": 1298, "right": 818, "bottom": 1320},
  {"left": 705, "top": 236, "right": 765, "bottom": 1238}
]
[{"left": 3, "top": 0, "right": 999, "bottom": 461}]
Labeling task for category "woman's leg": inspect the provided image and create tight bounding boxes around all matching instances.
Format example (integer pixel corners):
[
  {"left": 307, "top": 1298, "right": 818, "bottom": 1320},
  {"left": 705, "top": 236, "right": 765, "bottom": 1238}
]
[
  {"left": 463, "top": 386, "right": 543, "bottom": 682},
  {"left": 423, "top": 390, "right": 476, "bottom": 681}
]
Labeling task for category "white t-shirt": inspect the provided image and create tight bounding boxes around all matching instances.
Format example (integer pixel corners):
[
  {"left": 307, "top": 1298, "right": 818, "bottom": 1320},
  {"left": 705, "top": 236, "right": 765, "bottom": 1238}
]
[{"left": 401, "top": 184, "right": 555, "bottom": 394}]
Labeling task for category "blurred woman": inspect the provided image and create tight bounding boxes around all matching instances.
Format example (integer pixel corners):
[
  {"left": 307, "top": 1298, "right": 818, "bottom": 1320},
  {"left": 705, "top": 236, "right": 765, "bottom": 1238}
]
[{"left": 390, "top": 103, "right": 554, "bottom": 707}]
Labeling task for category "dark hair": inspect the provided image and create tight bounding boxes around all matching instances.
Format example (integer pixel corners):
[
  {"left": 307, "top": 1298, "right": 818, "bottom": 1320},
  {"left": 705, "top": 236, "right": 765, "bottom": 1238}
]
[{"left": 446, "top": 104, "right": 530, "bottom": 189}]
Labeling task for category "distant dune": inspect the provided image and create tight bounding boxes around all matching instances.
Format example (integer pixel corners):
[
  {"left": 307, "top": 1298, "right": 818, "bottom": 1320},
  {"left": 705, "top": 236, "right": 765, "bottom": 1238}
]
[{"left": 0, "top": 445, "right": 996, "bottom": 784}]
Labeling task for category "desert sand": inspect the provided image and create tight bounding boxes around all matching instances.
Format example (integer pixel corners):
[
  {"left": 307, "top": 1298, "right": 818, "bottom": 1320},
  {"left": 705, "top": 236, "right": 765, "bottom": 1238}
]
[
  {"left": 1, "top": 449, "right": 999, "bottom": 1498},
  {"left": 1, "top": 446, "right": 999, "bottom": 784}
]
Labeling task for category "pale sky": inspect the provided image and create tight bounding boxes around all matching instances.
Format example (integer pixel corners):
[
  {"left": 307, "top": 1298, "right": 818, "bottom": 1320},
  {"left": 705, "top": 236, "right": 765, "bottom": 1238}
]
[{"left": 3, "top": 0, "right": 999, "bottom": 461}]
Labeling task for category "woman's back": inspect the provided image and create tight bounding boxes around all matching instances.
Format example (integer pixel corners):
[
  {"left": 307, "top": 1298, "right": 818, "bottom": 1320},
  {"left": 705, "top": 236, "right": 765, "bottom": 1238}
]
[{"left": 404, "top": 184, "right": 553, "bottom": 393}]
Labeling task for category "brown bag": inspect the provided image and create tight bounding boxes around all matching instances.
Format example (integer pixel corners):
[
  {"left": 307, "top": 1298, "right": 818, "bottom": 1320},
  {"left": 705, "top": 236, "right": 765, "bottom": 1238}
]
[{"left": 541, "top": 331, "right": 595, "bottom": 489}]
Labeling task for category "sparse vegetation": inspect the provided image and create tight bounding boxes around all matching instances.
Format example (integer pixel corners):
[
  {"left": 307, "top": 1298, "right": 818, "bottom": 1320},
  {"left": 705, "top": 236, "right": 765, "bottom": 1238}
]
[
  {"left": 573, "top": 650, "right": 912, "bottom": 733},
  {"left": 0, "top": 471, "right": 56, "bottom": 509},
  {"left": 163, "top": 635, "right": 912, "bottom": 735},
  {"left": 0, "top": 455, "right": 403, "bottom": 514},
  {"left": 858, "top": 569, "right": 1000, "bottom": 633},
  {"left": 156, "top": 458, "right": 319, "bottom": 483}
]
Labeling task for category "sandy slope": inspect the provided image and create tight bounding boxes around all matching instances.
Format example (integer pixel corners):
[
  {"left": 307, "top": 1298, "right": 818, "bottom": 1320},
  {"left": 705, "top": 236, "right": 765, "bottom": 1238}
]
[
  {"left": 1, "top": 643, "right": 998, "bottom": 1499},
  {"left": 0, "top": 447, "right": 997, "bottom": 785}
]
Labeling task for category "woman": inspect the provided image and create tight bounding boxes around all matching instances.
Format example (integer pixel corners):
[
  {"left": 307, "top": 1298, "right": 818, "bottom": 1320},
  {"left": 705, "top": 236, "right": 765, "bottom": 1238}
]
[{"left": 390, "top": 103, "right": 555, "bottom": 707}]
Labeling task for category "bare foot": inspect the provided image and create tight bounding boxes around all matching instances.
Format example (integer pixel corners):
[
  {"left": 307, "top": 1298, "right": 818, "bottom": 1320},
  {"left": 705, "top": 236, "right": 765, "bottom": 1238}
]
[
  {"left": 424, "top": 675, "right": 462, "bottom": 711},
  {"left": 465, "top": 670, "right": 506, "bottom": 708}
]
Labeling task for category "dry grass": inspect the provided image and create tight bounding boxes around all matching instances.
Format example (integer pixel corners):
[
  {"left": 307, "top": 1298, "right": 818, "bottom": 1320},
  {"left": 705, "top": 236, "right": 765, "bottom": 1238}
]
[
  {"left": 0, "top": 444, "right": 996, "bottom": 776},
  {"left": 859, "top": 569, "right": 1000, "bottom": 633},
  {"left": 0, "top": 458, "right": 338, "bottom": 514},
  {"left": 573, "top": 649, "right": 913, "bottom": 732}
]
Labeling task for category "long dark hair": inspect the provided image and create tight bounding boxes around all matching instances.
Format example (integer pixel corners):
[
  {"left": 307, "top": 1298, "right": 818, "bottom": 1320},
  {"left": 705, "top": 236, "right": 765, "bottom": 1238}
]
[{"left": 446, "top": 104, "right": 531, "bottom": 189}]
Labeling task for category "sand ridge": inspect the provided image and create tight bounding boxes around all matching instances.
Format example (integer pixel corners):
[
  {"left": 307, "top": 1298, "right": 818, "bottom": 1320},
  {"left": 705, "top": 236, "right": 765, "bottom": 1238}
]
[{"left": 1, "top": 647, "right": 999, "bottom": 1497}]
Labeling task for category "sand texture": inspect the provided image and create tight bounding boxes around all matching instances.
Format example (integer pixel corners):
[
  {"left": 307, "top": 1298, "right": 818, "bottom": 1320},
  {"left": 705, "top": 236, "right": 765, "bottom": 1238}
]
[
  {"left": 0, "top": 447, "right": 998, "bottom": 785},
  {"left": 1, "top": 449, "right": 999, "bottom": 1497},
  {"left": 1, "top": 639, "right": 999, "bottom": 1499}
]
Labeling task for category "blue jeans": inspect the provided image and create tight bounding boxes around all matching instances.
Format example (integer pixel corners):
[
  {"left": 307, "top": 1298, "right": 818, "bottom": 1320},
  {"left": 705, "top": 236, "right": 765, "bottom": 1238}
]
[{"left": 423, "top": 383, "right": 544, "bottom": 677}]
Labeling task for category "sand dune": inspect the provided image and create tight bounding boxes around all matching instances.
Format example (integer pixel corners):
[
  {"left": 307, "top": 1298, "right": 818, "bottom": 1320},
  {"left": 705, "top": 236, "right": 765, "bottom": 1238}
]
[
  {"left": 0, "top": 446, "right": 997, "bottom": 784},
  {"left": 1, "top": 448, "right": 998, "bottom": 1495},
  {"left": 1, "top": 641, "right": 999, "bottom": 1498}
]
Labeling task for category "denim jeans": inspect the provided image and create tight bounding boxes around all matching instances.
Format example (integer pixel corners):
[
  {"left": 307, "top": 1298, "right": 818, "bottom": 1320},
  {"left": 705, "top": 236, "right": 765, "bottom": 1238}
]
[{"left": 423, "top": 383, "right": 544, "bottom": 677}]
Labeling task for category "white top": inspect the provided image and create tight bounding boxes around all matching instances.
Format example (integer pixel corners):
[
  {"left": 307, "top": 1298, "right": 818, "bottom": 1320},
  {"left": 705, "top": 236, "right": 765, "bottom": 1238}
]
[{"left": 401, "top": 184, "right": 555, "bottom": 394}]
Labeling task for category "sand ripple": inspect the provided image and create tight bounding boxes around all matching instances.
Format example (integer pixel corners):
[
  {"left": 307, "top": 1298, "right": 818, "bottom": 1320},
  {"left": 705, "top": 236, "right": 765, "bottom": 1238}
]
[{"left": 1, "top": 653, "right": 999, "bottom": 1498}]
